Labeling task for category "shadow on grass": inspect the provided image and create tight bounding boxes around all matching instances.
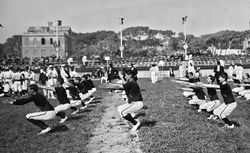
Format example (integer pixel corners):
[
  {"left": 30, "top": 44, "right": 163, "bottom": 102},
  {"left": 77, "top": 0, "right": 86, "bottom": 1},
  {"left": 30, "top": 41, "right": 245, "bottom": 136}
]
[
  {"left": 80, "top": 109, "right": 92, "bottom": 113},
  {"left": 134, "top": 112, "right": 146, "bottom": 119},
  {"left": 89, "top": 101, "right": 101, "bottom": 104},
  {"left": 141, "top": 120, "right": 157, "bottom": 128},
  {"left": 51, "top": 125, "right": 68, "bottom": 133},
  {"left": 142, "top": 105, "right": 149, "bottom": 110},
  {"left": 217, "top": 121, "right": 240, "bottom": 127},
  {"left": 93, "top": 97, "right": 102, "bottom": 100},
  {"left": 86, "top": 105, "right": 98, "bottom": 109},
  {"left": 231, "top": 121, "right": 241, "bottom": 127},
  {"left": 69, "top": 115, "right": 86, "bottom": 121}
]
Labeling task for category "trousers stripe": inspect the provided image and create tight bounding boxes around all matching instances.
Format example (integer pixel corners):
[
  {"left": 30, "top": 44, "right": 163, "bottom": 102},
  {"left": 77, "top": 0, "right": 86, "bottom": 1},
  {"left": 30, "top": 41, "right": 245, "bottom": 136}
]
[
  {"left": 121, "top": 103, "right": 134, "bottom": 117},
  {"left": 219, "top": 105, "right": 229, "bottom": 119},
  {"left": 27, "top": 112, "right": 47, "bottom": 119}
]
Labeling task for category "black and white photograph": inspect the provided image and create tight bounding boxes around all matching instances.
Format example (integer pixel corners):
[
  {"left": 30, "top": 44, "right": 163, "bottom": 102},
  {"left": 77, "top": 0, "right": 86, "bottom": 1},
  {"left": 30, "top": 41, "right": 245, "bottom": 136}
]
[{"left": 1, "top": 0, "right": 250, "bottom": 152}]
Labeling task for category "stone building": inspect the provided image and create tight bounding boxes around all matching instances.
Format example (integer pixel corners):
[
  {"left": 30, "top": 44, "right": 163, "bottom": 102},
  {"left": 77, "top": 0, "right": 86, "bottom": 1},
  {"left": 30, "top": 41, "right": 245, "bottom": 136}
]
[{"left": 21, "top": 21, "right": 73, "bottom": 58}]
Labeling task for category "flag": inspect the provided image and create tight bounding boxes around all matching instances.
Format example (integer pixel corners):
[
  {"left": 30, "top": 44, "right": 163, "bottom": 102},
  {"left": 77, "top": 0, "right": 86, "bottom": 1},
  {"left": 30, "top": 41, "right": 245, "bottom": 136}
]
[
  {"left": 182, "top": 16, "right": 188, "bottom": 24},
  {"left": 120, "top": 18, "right": 124, "bottom": 25},
  {"left": 57, "top": 20, "right": 62, "bottom": 26}
]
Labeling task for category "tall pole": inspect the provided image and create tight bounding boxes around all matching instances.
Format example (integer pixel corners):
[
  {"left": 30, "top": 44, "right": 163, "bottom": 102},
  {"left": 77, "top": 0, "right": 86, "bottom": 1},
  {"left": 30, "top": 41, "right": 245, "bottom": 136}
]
[
  {"left": 119, "top": 17, "right": 124, "bottom": 58},
  {"left": 56, "top": 22, "right": 59, "bottom": 59},
  {"left": 182, "top": 15, "right": 188, "bottom": 61}
]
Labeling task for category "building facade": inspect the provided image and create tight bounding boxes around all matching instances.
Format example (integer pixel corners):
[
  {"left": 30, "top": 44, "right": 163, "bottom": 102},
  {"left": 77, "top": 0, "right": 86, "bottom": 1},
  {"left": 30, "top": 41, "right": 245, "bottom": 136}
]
[{"left": 21, "top": 22, "right": 73, "bottom": 58}]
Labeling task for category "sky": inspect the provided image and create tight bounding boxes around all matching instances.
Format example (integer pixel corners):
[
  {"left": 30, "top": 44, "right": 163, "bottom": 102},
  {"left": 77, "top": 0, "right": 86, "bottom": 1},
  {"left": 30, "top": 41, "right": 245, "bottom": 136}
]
[{"left": 1, "top": 0, "right": 250, "bottom": 43}]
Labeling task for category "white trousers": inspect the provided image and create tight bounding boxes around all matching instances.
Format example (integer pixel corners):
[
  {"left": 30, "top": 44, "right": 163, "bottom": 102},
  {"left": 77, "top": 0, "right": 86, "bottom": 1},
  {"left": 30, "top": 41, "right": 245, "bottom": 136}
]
[
  {"left": 117, "top": 101, "right": 143, "bottom": 117},
  {"left": 199, "top": 100, "right": 220, "bottom": 112},
  {"left": 213, "top": 102, "right": 237, "bottom": 119},
  {"left": 54, "top": 103, "right": 71, "bottom": 113},
  {"left": 26, "top": 111, "right": 56, "bottom": 120}
]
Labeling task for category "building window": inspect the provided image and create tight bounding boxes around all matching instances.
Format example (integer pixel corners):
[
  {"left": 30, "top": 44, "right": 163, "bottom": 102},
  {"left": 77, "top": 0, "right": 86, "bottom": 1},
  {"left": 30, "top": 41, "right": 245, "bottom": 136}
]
[
  {"left": 33, "top": 38, "right": 37, "bottom": 45},
  {"left": 41, "top": 38, "right": 46, "bottom": 45},
  {"left": 50, "top": 38, "right": 53, "bottom": 45},
  {"left": 24, "top": 38, "right": 29, "bottom": 45}
]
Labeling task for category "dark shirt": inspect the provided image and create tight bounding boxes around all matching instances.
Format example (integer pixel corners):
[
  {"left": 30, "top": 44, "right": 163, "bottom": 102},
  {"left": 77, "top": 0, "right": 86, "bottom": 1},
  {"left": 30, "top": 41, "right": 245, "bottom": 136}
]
[
  {"left": 66, "top": 86, "right": 81, "bottom": 100},
  {"left": 55, "top": 86, "right": 70, "bottom": 104},
  {"left": 243, "top": 81, "right": 250, "bottom": 89},
  {"left": 233, "top": 78, "right": 240, "bottom": 84},
  {"left": 207, "top": 87, "right": 219, "bottom": 101},
  {"left": 191, "top": 87, "right": 206, "bottom": 100},
  {"left": 214, "top": 65, "right": 224, "bottom": 77},
  {"left": 123, "top": 81, "right": 143, "bottom": 103},
  {"left": 86, "top": 80, "right": 95, "bottom": 90},
  {"left": 39, "top": 73, "right": 48, "bottom": 85},
  {"left": 75, "top": 82, "right": 85, "bottom": 93},
  {"left": 13, "top": 92, "right": 54, "bottom": 111},
  {"left": 220, "top": 83, "right": 235, "bottom": 104},
  {"left": 81, "top": 80, "right": 89, "bottom": 94},
  {"left": 189, "top": 77, "right": 200, "bottom": 83}
]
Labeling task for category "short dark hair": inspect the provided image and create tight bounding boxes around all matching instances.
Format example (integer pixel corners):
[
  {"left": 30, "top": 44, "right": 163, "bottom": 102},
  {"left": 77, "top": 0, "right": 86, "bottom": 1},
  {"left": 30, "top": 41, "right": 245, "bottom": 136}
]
[
  {"left": 220, "top": 72, "right": 228, "bottom": 81},
  {"left": 125, "top": 69, "right": 133, "bottom": 76},
  {"left": 58, "top": 77, "right": 64, "bottom": 85},
  {"left": 189, "top": 72, "right": 194, "bottom": 76},
  {"left": 29, "top": 84, "right": 38, "bottom": 92},
  {"left": 208, "top": 75, "right": 215, "bottom": 82}
]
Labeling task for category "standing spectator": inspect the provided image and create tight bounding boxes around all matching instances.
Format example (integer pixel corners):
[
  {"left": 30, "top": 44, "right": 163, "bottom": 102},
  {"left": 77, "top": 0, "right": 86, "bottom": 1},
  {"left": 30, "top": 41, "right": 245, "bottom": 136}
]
[
  {"left": 227, "top": 63, "right": 235, "bottom": 81},
  {"left": 150, "top": 64, "right": 159, "bottom": 83},
  {"left": 214, "top": 60, "right": 224, "bottom": 84},
  {"left": 235, "top": 63, "right": 243, "bottom": 81},
  {"left": 67, "top": 56, "right": 74, "bottom": 66},
  {"left": 82, "top": 56, "right": 88, "bottom": 67},
  {"left": 187, "top": 60, "right": 195, "bottom": 75},
  {"left": 169, "top": 67, "right": 175, "bottom": 78},
  {"left": 100, "top": 66, "right": 108, "bottom": 84},
  {"left": 158, "top": 59, "right": 165, "bottom": 73},
  {"left": 39, "top": 68, "right": 48, "bottom": 96},
  {"left": 130, "top": 64, "right": 138, "bottom": 81},
  {"left": 107, "top": 63, "right": 119, "bottom": 83},
  {"left": 179, "top": 62, "right": 185, "bottom": 78}
]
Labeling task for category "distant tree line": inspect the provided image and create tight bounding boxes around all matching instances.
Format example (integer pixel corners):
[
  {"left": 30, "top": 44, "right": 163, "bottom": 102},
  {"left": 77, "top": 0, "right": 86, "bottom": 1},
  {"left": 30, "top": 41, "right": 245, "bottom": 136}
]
[{"left": 1, "top": 27, "right": 250, "bottom": 59}]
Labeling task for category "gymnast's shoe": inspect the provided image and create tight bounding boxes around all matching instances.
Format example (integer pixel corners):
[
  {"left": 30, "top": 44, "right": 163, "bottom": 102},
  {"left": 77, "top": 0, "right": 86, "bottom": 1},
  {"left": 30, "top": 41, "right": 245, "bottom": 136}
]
[
  {"left": 71, "top": 109, "right": 79, "bottom": 115},
  {"left": 131, "top": 113, "right": 136, "bottom": 118},
  {"left": 86, "top": 97, "right": 95, "bottom": 104},
  {"left": 37, "top": 127, "right": 52, "bottom": 135},
  {"left": 59, "top": 116, "right": 68, "bottom": 123},
  {"left": 131, "top": 121, "right": 141, "bottom": 131},
  {"left": 224, "top": 124, "right": 234, "bottom": 129},
  {"left": 80, "top": 106, "right": 87, "bottom": 110}
]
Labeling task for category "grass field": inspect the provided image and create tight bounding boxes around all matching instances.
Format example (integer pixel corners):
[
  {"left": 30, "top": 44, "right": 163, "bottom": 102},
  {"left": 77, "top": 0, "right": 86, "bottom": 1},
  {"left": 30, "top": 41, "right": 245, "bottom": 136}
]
[
  {"left": 1, "top": 78, "right": 250, "bottom": 153},
  {"left": 0, "top": 80, "right": 107, "bottom": 153}
]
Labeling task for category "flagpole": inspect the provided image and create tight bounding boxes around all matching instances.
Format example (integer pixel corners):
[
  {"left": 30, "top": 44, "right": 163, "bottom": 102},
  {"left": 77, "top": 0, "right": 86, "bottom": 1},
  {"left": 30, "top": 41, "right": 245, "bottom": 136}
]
[
  {"left": 56, "top": 21, "right": 59, "bottom": 59},
  {"left": 182, "top": 15, "right": 188, "bottom": 61},
  {"left": 119, "top": 17, "right": 124, "bottom": 58}
]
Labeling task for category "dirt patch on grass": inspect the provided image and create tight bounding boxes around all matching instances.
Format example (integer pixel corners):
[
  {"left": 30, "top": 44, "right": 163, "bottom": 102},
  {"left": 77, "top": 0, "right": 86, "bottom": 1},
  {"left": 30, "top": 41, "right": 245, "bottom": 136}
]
[{"left": 86, "top": 92, "right": 142, "bottom": 153}]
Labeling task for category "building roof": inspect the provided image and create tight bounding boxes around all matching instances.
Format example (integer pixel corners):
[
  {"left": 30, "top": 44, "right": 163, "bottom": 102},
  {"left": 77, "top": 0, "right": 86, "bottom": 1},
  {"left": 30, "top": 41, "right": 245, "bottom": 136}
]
[{"left": 27, "top": 26, "right": 71, "bottom": 33}]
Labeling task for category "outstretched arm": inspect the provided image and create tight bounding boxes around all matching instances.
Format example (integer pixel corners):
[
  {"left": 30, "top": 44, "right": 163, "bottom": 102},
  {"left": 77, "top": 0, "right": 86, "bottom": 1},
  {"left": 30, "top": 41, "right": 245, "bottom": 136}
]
[{"left": 37, "top": 85, "right": 55, "bottom": 91}]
